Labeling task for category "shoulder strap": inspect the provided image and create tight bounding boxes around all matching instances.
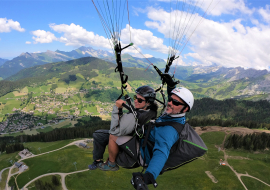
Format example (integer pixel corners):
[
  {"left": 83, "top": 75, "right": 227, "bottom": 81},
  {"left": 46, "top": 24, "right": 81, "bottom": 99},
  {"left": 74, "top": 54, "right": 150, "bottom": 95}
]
[{"left": 154, "top": 121, "right": 185, "bottom": 134}]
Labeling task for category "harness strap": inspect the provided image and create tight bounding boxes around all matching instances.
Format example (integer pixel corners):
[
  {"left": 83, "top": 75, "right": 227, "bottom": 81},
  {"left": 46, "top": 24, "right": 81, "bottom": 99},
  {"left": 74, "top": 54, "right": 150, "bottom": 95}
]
[{"left": 154, "top": 121, "right": 185, "bottom": 134}]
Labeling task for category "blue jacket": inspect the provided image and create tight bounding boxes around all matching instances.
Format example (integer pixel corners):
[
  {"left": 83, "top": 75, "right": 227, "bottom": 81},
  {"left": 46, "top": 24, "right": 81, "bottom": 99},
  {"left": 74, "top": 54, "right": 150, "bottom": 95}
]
[{"left": 140, "top": 115, "right": 186, "bottom": 179}]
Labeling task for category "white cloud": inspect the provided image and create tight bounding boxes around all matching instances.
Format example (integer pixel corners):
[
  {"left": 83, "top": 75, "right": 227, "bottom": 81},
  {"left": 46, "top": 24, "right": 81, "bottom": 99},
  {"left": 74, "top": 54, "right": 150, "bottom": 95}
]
[
  {"left": 25, "top": 41, "right": 31, "bottom": 44},
  {"left": 145, "top": 7, "right": 270, "bottom": 70},
  {"left": 32, "top": 30, "right": 57, "bottom": 44},
  {"left": 121, "top": 24, "right": 169, "bottom": 54},
  {"left": 157, "top": 0, "right": 253, "bottom": 16},
  {"left": 0, "top": 18, "right": 25, "bottom": 33},
  {"left": 258, "top": 5, "right": 270, "bottom": 23},
  {"left": 49, "top": 23, "right": 110, "bottom": 48},
  {"left": 187, "top": 18, "right": 270, "bottom": 70}
]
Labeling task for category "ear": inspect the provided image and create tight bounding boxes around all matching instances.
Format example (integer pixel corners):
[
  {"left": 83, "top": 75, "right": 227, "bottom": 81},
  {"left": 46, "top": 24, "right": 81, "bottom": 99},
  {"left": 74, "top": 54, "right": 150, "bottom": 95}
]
[{"left": 182, "top": 106, "right": 189, "bottom": 113}]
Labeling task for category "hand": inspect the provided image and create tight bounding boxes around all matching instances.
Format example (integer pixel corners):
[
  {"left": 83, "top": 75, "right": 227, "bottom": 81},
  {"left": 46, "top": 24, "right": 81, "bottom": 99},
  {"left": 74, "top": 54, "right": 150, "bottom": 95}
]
[
  {"left": 115, "top": 99, "right": 126, "bottom": 108},
  {"left": 131, "top": 173, "right": 149, "bottom": 190},
  {"left": 131, "top": 172, "right": 157, "bottom": 190},
  {"left": 161, "top": 73, "right": 179, "bottom": 88}
]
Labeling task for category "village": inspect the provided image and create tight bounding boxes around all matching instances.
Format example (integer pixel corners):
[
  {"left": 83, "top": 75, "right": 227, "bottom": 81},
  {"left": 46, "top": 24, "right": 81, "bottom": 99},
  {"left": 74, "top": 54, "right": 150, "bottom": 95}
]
[{"left": 0, "top": 88, "right": 115, "bottom": 134}]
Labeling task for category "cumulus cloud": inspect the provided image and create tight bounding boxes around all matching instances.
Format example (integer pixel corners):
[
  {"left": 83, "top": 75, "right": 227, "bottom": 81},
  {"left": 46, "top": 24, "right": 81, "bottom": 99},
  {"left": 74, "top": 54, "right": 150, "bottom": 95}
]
[
  {"left": 0, "top": 18, "right": 25, "bottom": 33},
  {"left": 121, "top": 24, "right": 169, "bottom": 54},
  {"left": 25, "top": 41, "right": 31, "bottom": 44},
  {"left": 157, "top": 0, "right": 253, "bottom": 16},
  {"left": 187, "top": 18, "right": 270, "bottom": 70},
  {"left": 145, "top": 7, "right": 270, "bottom": 70},
  {"left": 32, "top": 30, "right": 57, "bottom": 44},
  {"left": 49, "top": 23, "right": 110, "bottom": 48},
  {"left": 258, "top": 5, "right": 270, "bottom": 23}
]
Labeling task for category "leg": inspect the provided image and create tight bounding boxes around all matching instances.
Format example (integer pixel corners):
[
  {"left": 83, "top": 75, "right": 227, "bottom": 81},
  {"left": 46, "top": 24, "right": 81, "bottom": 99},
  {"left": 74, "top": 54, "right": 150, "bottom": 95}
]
[
  {"left": 89, "top": 129, "right": 109, "bottom": 170},
  {"left": 93, "top": 129, "right": 109, "bottom": 161},
  {"left": 108, "top": 134, "right": 119, "bottom": 163}
]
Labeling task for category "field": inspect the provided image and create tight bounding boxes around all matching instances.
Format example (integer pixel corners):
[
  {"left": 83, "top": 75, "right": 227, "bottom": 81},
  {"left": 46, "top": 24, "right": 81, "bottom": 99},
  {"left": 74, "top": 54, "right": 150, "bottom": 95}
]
[
  {"left": 0, "top": 169, "right": 9, "bottom": 189},
  {"left": 0, "top": 152, "right": 19, "bottom": 171},
  {"left": 23, "top": 139, "right": 76, "bottom": 155},
  {"left": 2, "top": 130, "right": 270, "bottom": 190},
  {"left": 27, "top": 175, "right": 62, "bottom": 190},
  {"left": 16, "top": 145, "right": 91, "bottom": 188}
]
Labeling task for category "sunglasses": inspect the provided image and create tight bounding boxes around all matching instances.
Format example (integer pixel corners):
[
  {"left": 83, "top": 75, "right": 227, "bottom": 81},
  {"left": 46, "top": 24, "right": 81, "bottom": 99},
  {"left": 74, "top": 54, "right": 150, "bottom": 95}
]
[
  {"left": 133, "top": 95, "right": 146, "bottom": 103},
  {"left": 168, "top": 96, "right": 186, "bottom": 106}
]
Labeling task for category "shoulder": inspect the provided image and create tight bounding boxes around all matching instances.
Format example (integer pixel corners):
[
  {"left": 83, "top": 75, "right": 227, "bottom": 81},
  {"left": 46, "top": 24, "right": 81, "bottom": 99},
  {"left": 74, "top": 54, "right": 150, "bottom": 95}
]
[{"left": 137, "top": 109, "right": 156, "bottom": 119}]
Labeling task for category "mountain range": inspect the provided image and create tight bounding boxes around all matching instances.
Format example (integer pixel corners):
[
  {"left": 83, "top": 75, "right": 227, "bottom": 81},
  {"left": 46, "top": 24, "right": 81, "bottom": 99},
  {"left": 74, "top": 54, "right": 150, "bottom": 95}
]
[
  {"left": 0, "top": 58, "right": 8, "bottom": 67},
  {"left": 0, "top": 46, "right": 166, "bottom": 79},
  {"left": 1, "top": 46, "right": 270, "bottom": 101}
]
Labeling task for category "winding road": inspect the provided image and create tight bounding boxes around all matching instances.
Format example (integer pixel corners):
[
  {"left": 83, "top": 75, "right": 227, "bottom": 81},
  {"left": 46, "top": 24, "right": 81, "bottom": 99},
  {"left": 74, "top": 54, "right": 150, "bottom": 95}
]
[
  {"left": 2, "top": 130, "right": 270, "bottom": 190},
  {"left": 220, "top": 134, "right": 270, "bottom": 190},
  {"left": 4, "top": 139, "right": 89, "bottom": 190}
]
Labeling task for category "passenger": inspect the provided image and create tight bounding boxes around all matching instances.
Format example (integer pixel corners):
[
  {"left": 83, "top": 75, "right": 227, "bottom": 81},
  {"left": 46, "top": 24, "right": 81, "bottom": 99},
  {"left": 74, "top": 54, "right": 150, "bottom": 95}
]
[{"left": 88, "top": 85, "right": 158, "bottom": 170}]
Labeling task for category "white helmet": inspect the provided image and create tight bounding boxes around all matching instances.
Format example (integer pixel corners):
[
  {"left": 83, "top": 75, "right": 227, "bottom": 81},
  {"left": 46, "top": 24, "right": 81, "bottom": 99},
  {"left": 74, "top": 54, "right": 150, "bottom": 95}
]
[{"left": 171, "top": 87, "right": 194, "bottom": 112}]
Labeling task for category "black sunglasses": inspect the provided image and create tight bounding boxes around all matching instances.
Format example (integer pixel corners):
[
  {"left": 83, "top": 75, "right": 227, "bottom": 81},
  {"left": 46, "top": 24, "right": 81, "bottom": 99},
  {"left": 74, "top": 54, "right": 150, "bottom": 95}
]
[
  {"left": 133, "top": 95, "right": 146, "bottom": 103},
  {"left": 168, "top": 96, "right": 186, "bottom": 106}
]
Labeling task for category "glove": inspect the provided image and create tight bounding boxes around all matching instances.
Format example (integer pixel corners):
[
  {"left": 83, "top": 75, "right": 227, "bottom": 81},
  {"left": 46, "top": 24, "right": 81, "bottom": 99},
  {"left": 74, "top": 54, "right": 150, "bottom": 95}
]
[
  {"left": 161, "top": 73, "right": 179, "bottom": 88},
  {"left": 131, "top": 172, "right": 158, "bottom": 190}
]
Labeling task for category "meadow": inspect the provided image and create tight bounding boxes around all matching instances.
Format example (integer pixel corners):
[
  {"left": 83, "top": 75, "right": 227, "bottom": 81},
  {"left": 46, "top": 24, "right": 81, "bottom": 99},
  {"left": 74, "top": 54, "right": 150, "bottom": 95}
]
[
  {"left": 0, "top": 152, "right": 19, "bottom": 171},
  {"left": 2, "top": 131, "right": 270, "bottom": 190},
  {"left": 23, "top": 139, "right": 76, "bottom": 155},
  {"left": 27, "top": 175, "right": 62, "bottom": 190}
]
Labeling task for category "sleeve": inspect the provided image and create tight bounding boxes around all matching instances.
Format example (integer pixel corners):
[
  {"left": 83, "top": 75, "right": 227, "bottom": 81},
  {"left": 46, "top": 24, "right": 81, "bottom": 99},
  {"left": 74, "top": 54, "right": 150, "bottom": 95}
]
[
  {"left": 109, "top": 105, "right": 136, "bottom": 136},
  {"left": 145, "top": 126, "right": 179, "bottom": 179}
]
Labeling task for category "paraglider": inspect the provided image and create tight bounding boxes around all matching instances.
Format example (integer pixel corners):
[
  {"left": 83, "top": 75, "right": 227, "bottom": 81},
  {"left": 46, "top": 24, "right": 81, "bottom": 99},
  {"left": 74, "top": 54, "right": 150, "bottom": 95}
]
[{"left": 90, "top": 1, "right": 218, "bottom": 189}]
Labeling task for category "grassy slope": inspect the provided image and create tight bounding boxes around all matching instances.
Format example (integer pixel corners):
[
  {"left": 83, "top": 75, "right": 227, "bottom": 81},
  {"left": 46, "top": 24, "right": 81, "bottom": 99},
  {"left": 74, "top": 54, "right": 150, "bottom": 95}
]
[
  {"left": 16, "top": 145, "right": 91, "bottom": 188},
  {"left": 0, "top": 169, "right": 9, "bottom": 189},
  {"left": 66, "top": 132, "right": 243, "bottom": 190},
  {"left": 241, "top": 176, "right": 270, "bottom": 190},
  {"left": 10, "top": 131, "right": 270, "bottom": 189},
  {"left": 27, "top": 175, "right": 62, "bottom": 190},
  {"left": 24, "top": 139, "right": 75, "bottom": 155},
  {"left": 0, "top": 152, "right": 19, "bottom": 171}
]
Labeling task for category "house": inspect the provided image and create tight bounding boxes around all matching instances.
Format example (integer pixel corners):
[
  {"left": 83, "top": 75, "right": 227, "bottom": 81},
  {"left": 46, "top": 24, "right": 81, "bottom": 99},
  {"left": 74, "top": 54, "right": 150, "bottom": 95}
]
[
  {"left": 20, "top": 149, "right": 31, "bottom": 156},
  {"left": 15, "top": 162, "right": 22, "bottom": 168},
  {"left": 79, "top": 143, "right": 89, "bottom": 149}
]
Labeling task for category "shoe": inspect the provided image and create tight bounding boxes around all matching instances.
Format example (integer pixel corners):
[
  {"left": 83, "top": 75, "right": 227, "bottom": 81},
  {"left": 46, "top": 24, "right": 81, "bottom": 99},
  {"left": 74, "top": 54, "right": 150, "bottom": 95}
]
[
  {"left": 98, "top": 160, "right": 119, "bottom": 171},
  {"left": 88, "top": 160, "right": 103, "bottom": 170}
]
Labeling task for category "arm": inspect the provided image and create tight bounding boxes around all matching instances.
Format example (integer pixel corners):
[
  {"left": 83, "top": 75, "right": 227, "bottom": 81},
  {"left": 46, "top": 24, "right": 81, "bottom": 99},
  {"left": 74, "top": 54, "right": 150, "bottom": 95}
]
[
  {"left": 109, "top": 101, "right": 137, "bottom": 136},
  {"left": 145, "top": 126, "right": 179, "bottom": 179}
]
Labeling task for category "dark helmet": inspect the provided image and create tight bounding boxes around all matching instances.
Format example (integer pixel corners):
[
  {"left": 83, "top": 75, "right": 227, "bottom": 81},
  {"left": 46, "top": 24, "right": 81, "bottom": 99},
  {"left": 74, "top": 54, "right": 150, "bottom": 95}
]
[{"left": 135, "top": 85, "right": 156, "bottom": 103}]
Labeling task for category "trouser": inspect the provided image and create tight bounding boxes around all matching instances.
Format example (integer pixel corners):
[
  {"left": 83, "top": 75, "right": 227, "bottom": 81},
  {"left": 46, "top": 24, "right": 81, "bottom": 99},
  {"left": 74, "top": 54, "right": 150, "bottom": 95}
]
[{"left": 93, "top": 129, "right": 110, "bottom": 161}]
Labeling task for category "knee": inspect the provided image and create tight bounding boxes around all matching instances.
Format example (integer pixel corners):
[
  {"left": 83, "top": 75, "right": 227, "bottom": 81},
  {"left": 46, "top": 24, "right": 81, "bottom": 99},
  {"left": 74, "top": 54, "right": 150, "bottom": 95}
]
[{"left": 109, "top": 134, "right": 118, "bottom": 142}]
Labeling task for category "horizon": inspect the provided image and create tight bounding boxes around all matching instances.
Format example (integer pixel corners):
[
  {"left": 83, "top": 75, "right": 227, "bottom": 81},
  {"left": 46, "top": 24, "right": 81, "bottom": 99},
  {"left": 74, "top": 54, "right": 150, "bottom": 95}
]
[{"left": 1, "top": 0, "right": 270, "bottom": 70}]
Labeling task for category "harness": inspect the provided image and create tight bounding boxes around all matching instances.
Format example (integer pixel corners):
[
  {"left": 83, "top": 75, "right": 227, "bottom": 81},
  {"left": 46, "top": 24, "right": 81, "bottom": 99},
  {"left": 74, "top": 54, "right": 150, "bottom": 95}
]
[{"left": 141, "top": 121, "right": 208, "bottom": 173}]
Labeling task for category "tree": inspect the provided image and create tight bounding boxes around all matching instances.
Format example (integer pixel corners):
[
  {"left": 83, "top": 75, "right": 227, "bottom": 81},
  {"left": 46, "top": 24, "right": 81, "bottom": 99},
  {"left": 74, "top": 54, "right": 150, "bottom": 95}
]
[{"left": 52, "top": 175, "right": 60, "bottom": 186}]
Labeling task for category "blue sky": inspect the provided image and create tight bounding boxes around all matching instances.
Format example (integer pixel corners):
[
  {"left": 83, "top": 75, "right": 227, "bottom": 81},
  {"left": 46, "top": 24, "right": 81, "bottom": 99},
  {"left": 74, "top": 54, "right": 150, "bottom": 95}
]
[{"left": 1, "top": 0, "right": 270, "bottom": 70}]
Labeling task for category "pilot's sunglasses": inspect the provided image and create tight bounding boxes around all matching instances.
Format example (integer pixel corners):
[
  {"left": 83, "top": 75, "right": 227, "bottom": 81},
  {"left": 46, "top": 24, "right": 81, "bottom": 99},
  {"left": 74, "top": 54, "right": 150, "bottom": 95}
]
[
  {"left": 168, "top": 96, "right": 186, "bottom": 106},
  {"left": 133, "top": 95, "right": 145, "bottom": 103}
]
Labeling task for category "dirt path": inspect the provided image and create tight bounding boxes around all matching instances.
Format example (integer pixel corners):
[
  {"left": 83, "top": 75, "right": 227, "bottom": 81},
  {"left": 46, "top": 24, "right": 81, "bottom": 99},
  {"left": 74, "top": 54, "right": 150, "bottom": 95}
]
[
  {"left": 5, "top": 139, "right": 89, "bottom": 190},
  {"left": 220, "top": 134, "right": 270, "bottom": 190},
  {"left": 0, "top": 167, "right": 11, "bottom": 182},
  {"left": 22, "top": 169, "right": 89, "bottom": 190}
]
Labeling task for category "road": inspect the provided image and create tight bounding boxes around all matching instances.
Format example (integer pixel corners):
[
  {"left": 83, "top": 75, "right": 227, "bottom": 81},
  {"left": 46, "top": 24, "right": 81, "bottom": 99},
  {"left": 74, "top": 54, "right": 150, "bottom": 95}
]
[
  {"left": 220, "top": 134, "right": 270, "bottom": 190},
  {"left": 0, "top": 167, "right": 11, "bottom": 182},
  {"left": 4, "top": 139, "right": 89, "bottom": 190},
  {"left": 22, "top": 169, "right": 89, "bottom": 190}
]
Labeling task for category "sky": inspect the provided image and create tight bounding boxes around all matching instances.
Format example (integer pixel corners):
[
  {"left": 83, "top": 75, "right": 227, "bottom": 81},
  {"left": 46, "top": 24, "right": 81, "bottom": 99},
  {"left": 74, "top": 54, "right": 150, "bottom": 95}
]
[{"left": 1, "top": 0, "right": 270, "bottom": 70}]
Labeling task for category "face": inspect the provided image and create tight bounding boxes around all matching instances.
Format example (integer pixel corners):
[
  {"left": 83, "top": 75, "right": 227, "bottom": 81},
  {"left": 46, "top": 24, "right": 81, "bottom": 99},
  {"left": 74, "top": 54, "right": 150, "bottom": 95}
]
[
  {"left": 165, "top": 94, "right": 188, "bottom": 114},
  {"left": 134, "top": 94, "right": 148, "bottom": 109}
]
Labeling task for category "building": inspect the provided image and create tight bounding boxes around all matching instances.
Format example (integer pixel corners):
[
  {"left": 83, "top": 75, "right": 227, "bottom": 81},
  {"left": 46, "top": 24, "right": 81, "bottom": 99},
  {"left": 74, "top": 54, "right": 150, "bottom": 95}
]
[{"left": 15, "top": 162, "right": 22, "bottom": 168}]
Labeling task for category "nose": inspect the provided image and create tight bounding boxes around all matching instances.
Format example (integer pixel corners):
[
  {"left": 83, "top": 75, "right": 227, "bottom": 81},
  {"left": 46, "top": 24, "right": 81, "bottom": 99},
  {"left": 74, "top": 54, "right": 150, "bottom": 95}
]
[{"left": 167, "top": 101, "right": 173, "bottom": 106}]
